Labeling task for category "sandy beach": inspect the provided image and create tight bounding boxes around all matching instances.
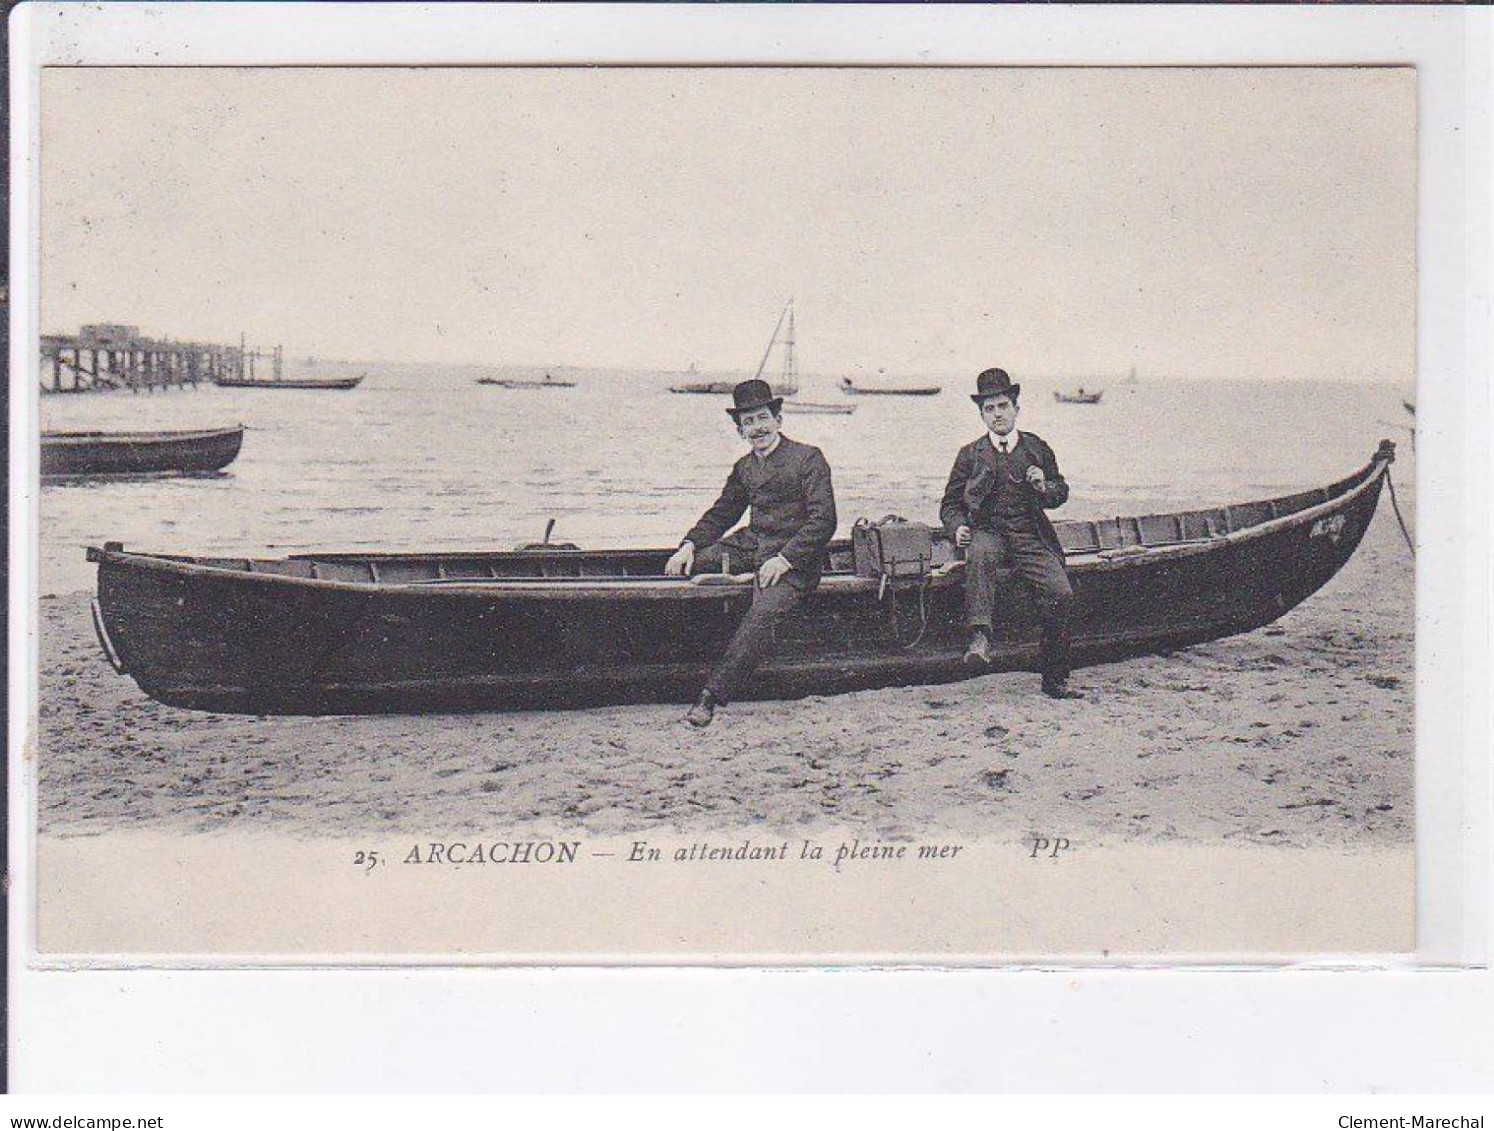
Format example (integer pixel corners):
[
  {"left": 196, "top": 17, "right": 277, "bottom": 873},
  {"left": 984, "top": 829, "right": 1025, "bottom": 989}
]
[{"left": 35, "top": 496, "right": 1414, "bottom": 849}]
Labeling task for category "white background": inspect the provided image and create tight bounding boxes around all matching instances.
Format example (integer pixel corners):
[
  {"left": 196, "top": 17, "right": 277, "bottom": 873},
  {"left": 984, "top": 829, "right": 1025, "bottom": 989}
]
[{"left": 9, "top": 3, "right": 1492, "bottom": 1092}]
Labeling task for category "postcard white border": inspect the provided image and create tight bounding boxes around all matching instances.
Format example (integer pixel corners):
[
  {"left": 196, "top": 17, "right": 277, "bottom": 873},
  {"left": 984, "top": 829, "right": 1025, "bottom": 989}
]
[{"left": 9, "top": 1, "right": 1491, "bottom": 1091}]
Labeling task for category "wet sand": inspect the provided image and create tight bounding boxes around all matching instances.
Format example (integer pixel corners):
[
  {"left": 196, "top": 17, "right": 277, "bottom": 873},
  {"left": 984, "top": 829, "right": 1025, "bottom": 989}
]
[{"left": 34, "top": 502, "right": 1414, "bottom": 848}]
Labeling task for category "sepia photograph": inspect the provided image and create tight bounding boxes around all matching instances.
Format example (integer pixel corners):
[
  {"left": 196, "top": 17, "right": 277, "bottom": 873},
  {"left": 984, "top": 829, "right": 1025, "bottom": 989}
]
[{"left": 27, "top": 63, "right": 1419, "bottom": 959}]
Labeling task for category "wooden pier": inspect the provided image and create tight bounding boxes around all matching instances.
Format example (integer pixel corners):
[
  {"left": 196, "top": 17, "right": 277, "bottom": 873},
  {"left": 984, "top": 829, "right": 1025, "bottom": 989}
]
[{"left": 40, "top": 325, "right": 281, "bottom": 394}]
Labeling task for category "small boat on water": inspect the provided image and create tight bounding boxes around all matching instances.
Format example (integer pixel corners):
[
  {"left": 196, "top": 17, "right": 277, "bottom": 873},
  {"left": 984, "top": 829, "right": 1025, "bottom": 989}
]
[
  {"left": 782, "top": 401, "right": 857, "bottom": 416},
  {"left": 42, "top": 425, "right": 244, "bottom": 480},
  {"left": 838, "top": 377, "right": 941, "bottom": 397},
  {"left": 1055, "top": 388, "right": 1103, "bottom": 405},
  {"left": 217, "top": 375, "right": 363, "bottom": 391},
  {"left": 673, "top": 379, "right": 804, "bottom": 396},
  {"left": 673, "top": 378, "right": 803, "bottom": 396},
  {"left": 477, "top": 372, "right": 577, "bottom": 389},
  {"left": 668, "top": 364, "right": 741, "bottom": 395},
  {"left": 87, "top": 441, "right": 1397, "bottom": 715},
  {"left": 670, "top": 300, "right": 801, "bottom": 397}
]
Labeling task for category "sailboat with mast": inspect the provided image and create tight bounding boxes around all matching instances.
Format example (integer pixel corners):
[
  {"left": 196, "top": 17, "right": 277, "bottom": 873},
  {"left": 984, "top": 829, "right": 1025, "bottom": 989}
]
[
  {"left": 669, "top": 299, "right": 801, "bottom": 396},
  {"left": 776, "top": 303, "right": 857, "bottom": 413}
]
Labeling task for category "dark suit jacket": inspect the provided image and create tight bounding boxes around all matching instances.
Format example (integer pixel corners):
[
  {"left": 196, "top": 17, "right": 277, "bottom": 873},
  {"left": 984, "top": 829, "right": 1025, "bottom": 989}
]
[
  {"left": 684, "top": 436, "right": 838, "bottom": 587},
  {"left": 939, "top": 431, "right": 1069, "bottom": 555}
]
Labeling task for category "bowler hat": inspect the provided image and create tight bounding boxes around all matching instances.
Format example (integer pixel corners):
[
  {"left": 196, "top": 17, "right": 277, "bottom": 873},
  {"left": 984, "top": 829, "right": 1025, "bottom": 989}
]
[
  {"left": 727, "top": 378, "right": 783, "bottom": 419},
  {"left": 970, "top": 367, "right": 1021, "bottom": 405}
]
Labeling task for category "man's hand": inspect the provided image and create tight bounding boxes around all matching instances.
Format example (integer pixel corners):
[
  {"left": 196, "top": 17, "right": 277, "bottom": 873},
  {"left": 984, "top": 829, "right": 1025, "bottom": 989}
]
[
  {"left": 665, "top": 541, "right": 695, "bottom": 576},
  {"left": 955, "top": 525, "right": 972, "bottom": 547},
  {"left": 757, "top": 554, "right": 792, "bottom": 588},
  {"left": 1026, "top": 466, "right": 1046, "bottom": 490}
]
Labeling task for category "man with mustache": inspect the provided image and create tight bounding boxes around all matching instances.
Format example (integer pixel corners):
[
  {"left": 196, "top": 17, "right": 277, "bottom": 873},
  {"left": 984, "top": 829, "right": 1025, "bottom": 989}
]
[
  {"left": 940, "top": 367, "right": 1081, "bottom": 699},
  {"left": 665, "top": 378, "right": 838, "bottom": 727}
]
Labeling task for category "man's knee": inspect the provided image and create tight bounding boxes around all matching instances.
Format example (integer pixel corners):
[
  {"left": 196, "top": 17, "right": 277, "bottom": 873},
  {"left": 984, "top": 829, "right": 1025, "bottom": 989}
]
[
  {"left": 967, "top": 534, "right": 1001, "bottom": 569},
  {"left": 1036, "top": 574, "right": 1074, "bottom": 615},
  {"left": 689, "top": 545, "right": 720, "bottom": 575},
  {"left": 756, "top": 583, "right": 804, "bottom": 619},
  {"left": 693, "top": 533, "right": 758, "bottom": 575}
]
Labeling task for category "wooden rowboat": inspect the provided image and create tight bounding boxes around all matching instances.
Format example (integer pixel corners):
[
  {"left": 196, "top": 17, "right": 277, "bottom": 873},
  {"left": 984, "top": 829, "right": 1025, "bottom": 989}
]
[
  {"left": 782, "top": 401, "right": 857, "bottom": 416},
  {"left": 216, "top": 375, "right": 363, "bottom": 390},
  {"left": 1055, "top": 389, "right": 1103, "bottom": 405},
  {"left": 670, "top": 379, "right": 799, "bottom": 396},
  {"left": 667, "top": 378, "right": 731, "bottom": 394},
  {"left": 476, "top": 373, "right": 577, "bottom": 389},
  {"left": 42, "top": 425, "right": 244, "bottom": 480},
  {"left": 838, "top": 377, "right": 941, "bottom": 397},
  {"left": 86, "top": 441, "right": 1397, "bottom": 716}
]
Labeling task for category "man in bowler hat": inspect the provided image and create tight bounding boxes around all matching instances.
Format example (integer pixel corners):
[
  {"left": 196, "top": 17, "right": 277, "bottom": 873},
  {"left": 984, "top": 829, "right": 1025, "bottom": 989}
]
[
  {"left": 665, "top": 378, "right": 838, "bottom": 726},
  {"left": 940, "top": 368, "right": 1081, "bottom": 699}
]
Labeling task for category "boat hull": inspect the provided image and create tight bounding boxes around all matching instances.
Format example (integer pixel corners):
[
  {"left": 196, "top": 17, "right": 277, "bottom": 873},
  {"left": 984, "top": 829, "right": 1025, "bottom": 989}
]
[
  {"left": 477, "top": 380, "right": 577, "bottom": 389},
  {"left": 42, "top": 426, "right": 244, "bottom": 479},
  {"left": 839, "top": 384, "right": 941, "bottom": 396},
  {"left": 216, "top": 376, "right": 363, "bottom": 390},
  {"left": 782, "top": 402, "right": 856, "bottom": 415},
  {"left": 670, "top": 381, "right": 798, "bottom": 396},
  {"left": 87, "top": 448, "right": 1393, "bottom": 715}
]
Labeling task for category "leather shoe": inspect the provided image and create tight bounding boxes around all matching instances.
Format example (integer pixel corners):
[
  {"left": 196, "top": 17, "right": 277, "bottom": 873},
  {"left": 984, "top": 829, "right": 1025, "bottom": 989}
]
[
  {"left": 963, "top": 630, "right": 993, "bottom": 667},
  {"left": 1042, "top": 678, "right": 1084, "bottom": 700},
  {"left": 685, "top": 690, "right": 717, "bottom": 728}
]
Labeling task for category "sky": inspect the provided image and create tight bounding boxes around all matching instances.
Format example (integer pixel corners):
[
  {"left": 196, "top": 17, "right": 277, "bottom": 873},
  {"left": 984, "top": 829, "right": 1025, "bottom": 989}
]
[{"left": 40, "top": 66, "right": 1416, "bottom": 380}]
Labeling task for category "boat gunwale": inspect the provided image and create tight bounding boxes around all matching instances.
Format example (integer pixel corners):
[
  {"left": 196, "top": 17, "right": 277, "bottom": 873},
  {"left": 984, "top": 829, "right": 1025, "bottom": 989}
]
[
  {"left": 41, "top": 425, "right": 246, "bottom": 446},
  {"left": 86, "top": 451, "right": 1392, "bottom": 600}
]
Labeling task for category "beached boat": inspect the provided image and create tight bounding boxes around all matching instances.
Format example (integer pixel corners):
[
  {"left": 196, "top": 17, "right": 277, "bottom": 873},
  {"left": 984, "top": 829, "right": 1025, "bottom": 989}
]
[
  {"left": 782, "top": 401, "right": 857, "bottom": 416},
  {"left": 477, "top": 373, "right": 577, "bottom": 389},
  {"left": 838, "top": 377, "right": 941, "bottom": 397},
  {"left": 87, "top": 442, "right": 1397, "bottom": 715},
  {"left": 669, "top": 300, "right": 800, "bottom": 396},
  {"left": 43, "top": 425, "right": 244, "bottom": 480},
  {"left": 217, "top": 375, "right": 363, "bottom": 390},
  {"left": 1054, "top": 388, "right": 1103, "bottom": 405}
]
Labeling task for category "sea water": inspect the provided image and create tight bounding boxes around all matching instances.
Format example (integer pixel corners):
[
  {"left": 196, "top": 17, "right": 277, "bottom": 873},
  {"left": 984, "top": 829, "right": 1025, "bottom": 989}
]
[{"left": 35, "top": 363, "right": 1416, "bottom": 595}]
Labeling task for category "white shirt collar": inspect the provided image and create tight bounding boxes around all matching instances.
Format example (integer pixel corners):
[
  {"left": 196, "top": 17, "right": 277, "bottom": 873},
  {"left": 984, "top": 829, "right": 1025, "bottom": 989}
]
[
  {"left": 753, "top": 434, "right": 783, "bottom": 461},
  {"left": 988, "top": 428, "right": 1021, "bottom": 454}
]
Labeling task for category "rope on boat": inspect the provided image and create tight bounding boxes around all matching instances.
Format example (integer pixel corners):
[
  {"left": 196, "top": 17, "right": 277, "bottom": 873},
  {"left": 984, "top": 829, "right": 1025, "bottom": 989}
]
[
  {"left": 878, "top": 572, "right": 931, "bottom": 648},
  {"left": 1385, "top": 465, "right": 1415, "bottom": 559},
  {"left": 904, "top": 580, "right": 930, "bottom": 650}
]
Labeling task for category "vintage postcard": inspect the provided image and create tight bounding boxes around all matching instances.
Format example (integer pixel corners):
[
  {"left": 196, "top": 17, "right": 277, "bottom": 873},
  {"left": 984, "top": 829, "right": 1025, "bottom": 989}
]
[{"left": 24, "top": 63, "right": 1420, "bottom": 962}]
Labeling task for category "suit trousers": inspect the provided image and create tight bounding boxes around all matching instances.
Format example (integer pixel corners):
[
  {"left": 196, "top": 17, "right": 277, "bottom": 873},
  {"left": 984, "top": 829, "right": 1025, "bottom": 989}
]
[
  {"left": 691, "top": 531, "right": 807, "bottom": 703},
  {"left": 691, "top": 530, "right": 760, "bottom": 577},
  {"left": 964, "top": 527, "right": 1075, "bottom": 682}
]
